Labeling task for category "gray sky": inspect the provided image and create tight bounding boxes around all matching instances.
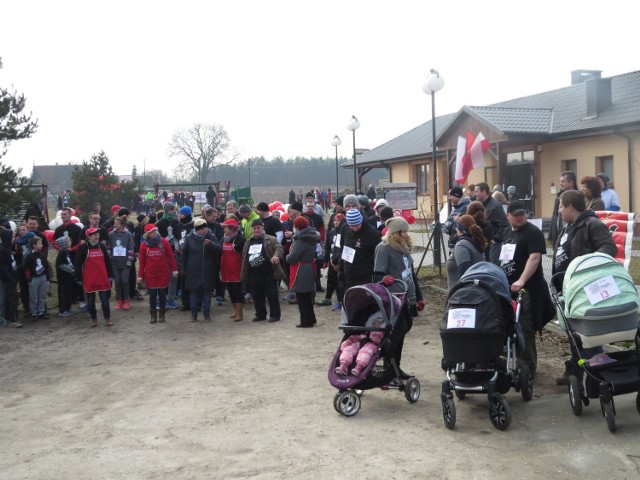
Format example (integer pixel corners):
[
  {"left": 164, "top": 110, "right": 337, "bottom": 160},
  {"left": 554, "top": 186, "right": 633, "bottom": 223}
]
[{"left": 1, "top": 0, "right": 637, "bottom": 178}]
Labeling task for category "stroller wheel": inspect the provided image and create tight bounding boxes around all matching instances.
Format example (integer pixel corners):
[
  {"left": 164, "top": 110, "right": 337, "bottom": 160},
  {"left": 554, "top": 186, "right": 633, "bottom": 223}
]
[
  {"left": 601, "top": 398, "right": 616, "bottom": 433},
  {"left": 404, "top": 378, "right": 420, "bottom": 403},
  {"left": 335, "top": 391, "right": 361, "bottom": 417},
  {"left": 333, "top": 392, "right": 342, "bottom": 413},
  {"left": 518, "top": 366, "right": 533, "bottom": 402},
  {"left": 568, "top": 376, "right": 583, "bottom": 416},
  {"left": 454, "top": 390, "right": 466, "bottom": 400},
  {"left": 488, "top": 396, "right": 512, "bottom": 431},
  {"left": 441, "top": 395, "right": 456, "bottom": 430}
]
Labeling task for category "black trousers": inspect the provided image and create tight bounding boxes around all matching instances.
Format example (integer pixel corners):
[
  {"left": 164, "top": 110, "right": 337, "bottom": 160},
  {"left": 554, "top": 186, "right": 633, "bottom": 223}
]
[
  {"left": 325, "top": 269, "right": 338, "bottom": 301},
  {"left": 296, "top": 291, "right": 316, "bottom": 327},
  {"left": 249, "top": 275, "right": 280, "bottom": 320},
  {"left": 57, "top": 270, "right": 75, "bottom": 313},
  {"left": 2, "top": 279, "right": 19, "bottom": 322},
  {"left": 225, "top": 282, "right": 243, "bottom": 304}
]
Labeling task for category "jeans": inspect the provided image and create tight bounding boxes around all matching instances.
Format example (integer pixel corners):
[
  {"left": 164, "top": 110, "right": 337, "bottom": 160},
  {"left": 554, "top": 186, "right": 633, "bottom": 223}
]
[
  {"left": 189, "top": 286, "right": 212, "bottom": 317},
  {"left": 86, "top": 290, "right": 111, "bottom": 320}
]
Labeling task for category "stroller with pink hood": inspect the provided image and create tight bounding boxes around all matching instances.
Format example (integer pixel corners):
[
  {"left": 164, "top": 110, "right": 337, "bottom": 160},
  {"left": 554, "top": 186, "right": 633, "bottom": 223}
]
[{"left": 328, "top": 279, "right": 421, "bottom": 416}]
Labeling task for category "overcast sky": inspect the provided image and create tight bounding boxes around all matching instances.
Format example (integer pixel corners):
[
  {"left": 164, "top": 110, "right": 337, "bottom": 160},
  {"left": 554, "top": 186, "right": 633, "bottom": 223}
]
[{"left": 1, "top": 0, "right": 637, "bottom": 178}]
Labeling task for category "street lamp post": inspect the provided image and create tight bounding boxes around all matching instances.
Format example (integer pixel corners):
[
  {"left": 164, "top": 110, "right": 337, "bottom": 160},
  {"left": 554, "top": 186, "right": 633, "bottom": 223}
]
[
  {"left": 331, "top": 135, "right": 342, "bottom": 196},
  {"left": 347, "top": 115, "right": 360, "bottom": 193},
  {"left": 422, "top": 69, "right": 445, "bottom": 272}
]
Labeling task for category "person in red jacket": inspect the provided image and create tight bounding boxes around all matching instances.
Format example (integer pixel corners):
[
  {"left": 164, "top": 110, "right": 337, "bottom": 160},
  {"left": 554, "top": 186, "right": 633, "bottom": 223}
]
[
  {"left": 138, "top": 224, "right": 177, "bottom": 324},
  {"left": 220, "top": 218, "right": 245, "bottom": 322},
  {"left": 75, "top": 228, "right": 114, "bottom": 327}
]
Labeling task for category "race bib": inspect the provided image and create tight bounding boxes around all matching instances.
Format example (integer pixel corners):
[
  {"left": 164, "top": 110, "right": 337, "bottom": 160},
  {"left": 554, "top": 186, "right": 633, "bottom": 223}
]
[
  {"left": 341, "top": 246, "right": 356, "bottom": 263},
  {"left": 113, "top": 246, "right": 126, "bottom": 257},
  {"left": 499, "top": 243, "right": 516, "bottom": 263},
  {"left": 334, "top": 234, "right": 341, "bottom": 248},
  {"left": 584, "top": 275, "right": 621, "bottom": 305},
  {"left": 447, "top": 308, "right": 476, "bottom": 329},
  {"left": 248, "top": 244, "right": 262, "bottom": 255}
]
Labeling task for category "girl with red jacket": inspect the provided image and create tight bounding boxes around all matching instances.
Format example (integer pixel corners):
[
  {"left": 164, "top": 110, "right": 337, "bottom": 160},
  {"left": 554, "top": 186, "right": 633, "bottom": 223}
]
[{"left": 138, "top": 224, "right": 177, "bottom": 324}]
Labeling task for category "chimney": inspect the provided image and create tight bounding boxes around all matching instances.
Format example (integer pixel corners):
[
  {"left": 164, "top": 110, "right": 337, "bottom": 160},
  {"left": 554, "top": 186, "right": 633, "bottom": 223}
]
[
  {"left": 571, "top": 69, "right": 602, "bottom": 85},
  {"left": 585, "top": 77, "right": 612, "bottom": 118}
]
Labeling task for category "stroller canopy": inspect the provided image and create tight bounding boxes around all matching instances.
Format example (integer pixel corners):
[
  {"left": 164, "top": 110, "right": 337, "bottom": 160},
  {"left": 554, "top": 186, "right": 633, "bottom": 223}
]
[
  {"left": 343, "top": 283, "right": 405, "bottom": 327},
  {"left": 459, "top": 262, "right": 512, "bottom": 304}
]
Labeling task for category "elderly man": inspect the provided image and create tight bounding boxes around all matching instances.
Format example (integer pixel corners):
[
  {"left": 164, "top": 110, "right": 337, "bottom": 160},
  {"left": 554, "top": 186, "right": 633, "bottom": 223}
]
[
  {"left": 497, "top": 201, "right": 555, "bottom": 378},
  {"left": 549, "top": 171, "right": 577, "bottom": 245},
  {"left": 474, "top": 182, "right": 508, "bottom": 263},
  {"left": 223, "top": 200, "right": 241, "bottom": 223},
  {"left": 238, "top": 204, "right": 260, "bottom": 239},
  {"left": 241, "top": 219, "right": 285, "bottom": 323}
]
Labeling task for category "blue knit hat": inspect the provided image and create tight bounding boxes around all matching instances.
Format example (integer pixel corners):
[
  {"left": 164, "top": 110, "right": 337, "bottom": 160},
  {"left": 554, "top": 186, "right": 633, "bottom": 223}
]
[
  {"left": 346, "top": 208, "right": 363, "bottom": 226},
  {"left": 179, "top": 206, "right": 192, "bottom": 216}
]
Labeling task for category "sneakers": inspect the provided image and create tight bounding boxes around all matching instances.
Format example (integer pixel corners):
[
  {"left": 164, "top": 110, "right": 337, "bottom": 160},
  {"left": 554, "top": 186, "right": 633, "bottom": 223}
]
[
  {"left": 331, "top": 303, "right": 342, "bottom": 312},
  {"left": 39, "top": 313, "right": 49, "bottom": 320},
  {"left": 7, "top": 321, "right": 23, "bottom": 328},
  {"left": 80, "top": 304, "right": 89, "bottom": 313},
  {"left": 166, "top": 300, "right": 178, "bottom": 309},
  {"left": 216, "top": 297, "right": 223, "bottom": 306},
  {"left": 316, "top": 298, "right": 332, "bottom": 306},
  {"left": 244, "top": 293, "right": 253, "bottom": 304},
  {"left": 59, "top": 310, "right": 73, "bottom": 317},
  {"left": 115, "top": 301, "right": 123, "bottom": 310},
  {"left": 350, "top": 365, "right": 363, "bottom": 376},
  {"left": 334, "top": 365, "right": 348, "bottom": 376},
  {"left": 123, "top": 301, "right": 130, "bottom": 310}
]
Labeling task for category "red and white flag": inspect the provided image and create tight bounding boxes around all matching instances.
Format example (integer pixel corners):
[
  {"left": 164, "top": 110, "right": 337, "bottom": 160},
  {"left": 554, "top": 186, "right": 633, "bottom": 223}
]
[{"left": 454, "top": 131, "right": 490, "bottom": 184}]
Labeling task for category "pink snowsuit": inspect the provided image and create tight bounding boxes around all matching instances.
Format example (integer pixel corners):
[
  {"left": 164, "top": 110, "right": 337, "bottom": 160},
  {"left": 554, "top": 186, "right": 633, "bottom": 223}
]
[{"left": 336, "top": 329, "right": 385, "bottom": 376}]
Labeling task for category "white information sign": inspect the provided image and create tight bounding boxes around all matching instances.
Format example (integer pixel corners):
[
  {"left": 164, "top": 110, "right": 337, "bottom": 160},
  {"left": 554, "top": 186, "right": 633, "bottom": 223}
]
[
  {"left": 584, "top": 275, "right": 621, "bottom": 305},
  {"left": 446, "top": 308, "right": 476, "bottom": 329}
]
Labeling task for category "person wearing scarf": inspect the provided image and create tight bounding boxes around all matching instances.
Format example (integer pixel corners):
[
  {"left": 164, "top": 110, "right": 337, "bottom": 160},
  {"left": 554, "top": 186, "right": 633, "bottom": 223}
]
[
  {"left": 179, "top": 218, "right": 221, "bottom": 322},
  {"left": 138, "top": 224, "right": 177, "bottom": 324},
  {"left": 373, "top": 216, "right": 425, "bottom": 382},
  {"left": 220, "top": 218, "right": 245, "bottom": 322},
  {"left": 75, "top": 228, "right": 114, "bottom": 327}
]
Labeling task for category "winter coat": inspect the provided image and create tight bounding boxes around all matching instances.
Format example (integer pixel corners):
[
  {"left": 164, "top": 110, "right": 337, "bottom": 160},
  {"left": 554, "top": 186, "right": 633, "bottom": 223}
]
[
  {"left": 139, "top": 237, "right": 177, "bottom": 289},
  {"left": 286, "top": 227, "right": 321, "bottom": 293},
  {"left": 446, "top": 236, "right": 486, "bottom": 290},
  {"left": 373, "top": 242, "right": 419, "bottom": 305},
  {"left": 337, "top": 221, "right": 382, "bottom": 284},
  {"left": 0, "top": 228, "right": 18, "bottom": 283},
  {"left": 179, "top": 229, "right": 221, "bottom": 291},
  {"left": 482, "top": 196, "right": 508, "bottom": 243},
  {"left": 240, "top": 234, "right": 285, "bottom": 282}
]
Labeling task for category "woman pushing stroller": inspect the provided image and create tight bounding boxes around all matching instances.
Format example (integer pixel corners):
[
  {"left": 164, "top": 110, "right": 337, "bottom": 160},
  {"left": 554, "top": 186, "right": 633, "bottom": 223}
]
[{"left": 373, "top": 217, "right": 424, "bottom": 381}]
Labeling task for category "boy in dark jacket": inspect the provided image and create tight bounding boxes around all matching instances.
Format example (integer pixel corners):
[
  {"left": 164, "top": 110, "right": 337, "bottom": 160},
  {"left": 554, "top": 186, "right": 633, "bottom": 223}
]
[
  {"left": 0, "top": 227, "right": 22, "bottom": 327},
  {"left": 23, "top": 236, "right": 52, "bottom": 320},
  {"left": 317, "top": 213, "right": 344, "bottom": 309},
  {"left": 55, "top": 236, "right": 76, "bottom": 317}
]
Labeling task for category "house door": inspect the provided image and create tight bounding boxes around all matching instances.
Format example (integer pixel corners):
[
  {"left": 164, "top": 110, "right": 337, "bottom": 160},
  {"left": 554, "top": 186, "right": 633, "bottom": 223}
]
[{"left": 506, "top": 163, "right": 535, "bottom": 215}]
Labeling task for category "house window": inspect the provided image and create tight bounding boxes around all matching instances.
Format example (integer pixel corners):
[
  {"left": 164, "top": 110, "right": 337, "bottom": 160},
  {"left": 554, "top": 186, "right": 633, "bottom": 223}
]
[
  {"left": 506, "top": 151, "right": 534, "bottom": 164},
  {"left": 561, "top": 159, "right": 577, "bottom": 177},
  {"left": 596, "top": 155, "right": 614, "bottom": 184},
  {"left": 416, "top": 163, "right": 430, "bottom": 193}
]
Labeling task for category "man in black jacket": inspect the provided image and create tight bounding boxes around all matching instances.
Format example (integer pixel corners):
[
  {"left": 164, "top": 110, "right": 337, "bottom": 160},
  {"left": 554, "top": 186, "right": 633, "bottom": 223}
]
[
  {"left": 336, "top": 208, "right": 381, "bottom": 289},
  {"left": 475, "top": 182, "right": 508, "bottom": 264},
  {"left": 549, "top": 171, "right": 577, "bottom": 245}
]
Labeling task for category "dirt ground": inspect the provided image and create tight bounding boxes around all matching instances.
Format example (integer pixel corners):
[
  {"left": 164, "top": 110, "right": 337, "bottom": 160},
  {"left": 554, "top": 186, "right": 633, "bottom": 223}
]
[{"left": 1, "top": 276, "right": 640, "bottom": 479}]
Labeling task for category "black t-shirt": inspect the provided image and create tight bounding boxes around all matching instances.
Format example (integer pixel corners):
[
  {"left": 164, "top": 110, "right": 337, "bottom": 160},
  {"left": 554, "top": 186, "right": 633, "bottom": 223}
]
[
  {"left": 553, "top": 224, "right": 574, "bottom": 275},
  {"left": 247, "top": 237, "right": 272, "bottom": 279},
  {"left": 499, "top": 222, "right": 546, "bottom": 286}
]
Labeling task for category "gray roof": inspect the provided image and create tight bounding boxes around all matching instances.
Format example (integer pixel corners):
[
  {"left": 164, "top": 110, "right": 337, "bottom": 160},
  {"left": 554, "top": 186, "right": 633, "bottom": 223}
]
[
  {"left": 354, "top": 70, "right": 640, "bottom": 166},
  {"left": 345, "top": 112, "right": 457, "bottom": 167}
]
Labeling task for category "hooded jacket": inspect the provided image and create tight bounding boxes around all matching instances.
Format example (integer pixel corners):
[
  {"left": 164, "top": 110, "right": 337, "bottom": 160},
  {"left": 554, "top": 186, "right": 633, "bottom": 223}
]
[
  {"left": 286, "top": 227, "right": 321, "bottom": 293},
  {"left": 0, "top": 228, "right": 18, "bottom": 283},
  {"left": 179, "top": 229, "right": 221, "bottom": 291}
]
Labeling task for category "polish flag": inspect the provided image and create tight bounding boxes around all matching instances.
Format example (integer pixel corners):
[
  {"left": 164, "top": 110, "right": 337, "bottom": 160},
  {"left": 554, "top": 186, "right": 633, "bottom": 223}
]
[{"left": 454, "top": 131, "right": 490, "bottom": 184}]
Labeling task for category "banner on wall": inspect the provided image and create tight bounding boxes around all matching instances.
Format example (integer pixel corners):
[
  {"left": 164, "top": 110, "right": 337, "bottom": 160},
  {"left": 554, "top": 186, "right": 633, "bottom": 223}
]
[{"left": 595, "top": 211, "right": 636, "bottom": 271}]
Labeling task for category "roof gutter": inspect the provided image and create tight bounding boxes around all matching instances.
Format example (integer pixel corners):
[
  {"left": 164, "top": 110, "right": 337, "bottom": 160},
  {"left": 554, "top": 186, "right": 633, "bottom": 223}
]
[{"left": 614, "top": 131, "right": 633, "bottom": 212}]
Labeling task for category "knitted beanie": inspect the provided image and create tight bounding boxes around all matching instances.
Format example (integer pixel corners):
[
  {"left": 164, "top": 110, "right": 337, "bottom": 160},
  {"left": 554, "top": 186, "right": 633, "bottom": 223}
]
[
  {"left": 385, "top": 217, "right": 409, "bottom": 234},
  {"left": 343, "top": 194, "right": 359, "bottom": 208},
  {"left": 179, "top": 206, "right": 192, "bottom": 216},
  {"left": 346, "top": 208, "right": 363, "bottom": 226}
]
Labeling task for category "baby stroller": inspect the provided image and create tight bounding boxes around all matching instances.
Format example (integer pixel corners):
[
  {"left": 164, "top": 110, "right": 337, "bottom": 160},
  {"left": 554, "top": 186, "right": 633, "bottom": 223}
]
[
  {"left": 550, "top": 252, "right": 640, "bottom": 433},
  {"left": 328, "top": 279, "right": 421, "bottom": 417},
  {"left": 440, "top": 262, "right": 533, "bottom": 431}
]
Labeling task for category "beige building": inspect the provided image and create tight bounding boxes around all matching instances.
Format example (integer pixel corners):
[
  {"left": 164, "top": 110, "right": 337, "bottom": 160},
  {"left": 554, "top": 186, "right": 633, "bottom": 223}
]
[{"left": 349, "top": 69, "right": 640, "bottom": 221}]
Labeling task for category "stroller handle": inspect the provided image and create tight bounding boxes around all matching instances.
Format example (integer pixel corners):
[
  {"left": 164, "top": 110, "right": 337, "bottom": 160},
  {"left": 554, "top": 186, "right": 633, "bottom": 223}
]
[
  {"left": 378, "top": 278, "right": 408, "bottom": 294},
  {"left": 339, "top": 325, "right": 388, "bottom": 333}
]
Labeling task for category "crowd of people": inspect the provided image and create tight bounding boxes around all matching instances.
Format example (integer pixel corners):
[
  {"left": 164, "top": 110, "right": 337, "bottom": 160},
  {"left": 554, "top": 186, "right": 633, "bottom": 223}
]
[
  {"left": 443, "top": 174, "right": 620, "bottom": 383},
  {"left": 3, "top": 175, "right": 624, "bottom": 386}
]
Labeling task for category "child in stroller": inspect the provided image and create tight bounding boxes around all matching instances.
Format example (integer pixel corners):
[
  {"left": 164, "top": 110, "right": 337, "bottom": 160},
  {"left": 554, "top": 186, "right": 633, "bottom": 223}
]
[
  {"left": 334, "top": 312, "right": 385, "bottom": 376},
  {"left": 328, "top": 280, "right": 421, "bottom": 417},
  {"left": 550, "top": 252, "right": 640, "bottom": 433}
]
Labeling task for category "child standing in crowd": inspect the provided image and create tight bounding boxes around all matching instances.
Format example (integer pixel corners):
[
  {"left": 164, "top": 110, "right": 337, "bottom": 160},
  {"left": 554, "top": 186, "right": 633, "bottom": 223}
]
[
  {"left": 23, "top": 236, "right": 51, "bottom": 321},
  {"left": 317, "top": 213, "right": 344, "bottom": 308},
  {"left": 108, "top": 216, "right": 135, "bottom": 311},
  {"left": 55, "top": 236, "right": 76, "bottom": 317}
]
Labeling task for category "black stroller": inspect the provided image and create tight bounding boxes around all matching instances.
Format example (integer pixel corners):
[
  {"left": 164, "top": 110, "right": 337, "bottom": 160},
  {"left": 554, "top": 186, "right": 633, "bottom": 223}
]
[
  {"left": 440, "top": 262, "right": 533, "bottom": 431},
  {"left": 551, "top": 252, "right": 640, "bottom": 433},
  {"left": 328, "top": 280, "right": 421, "bottom": 417}
]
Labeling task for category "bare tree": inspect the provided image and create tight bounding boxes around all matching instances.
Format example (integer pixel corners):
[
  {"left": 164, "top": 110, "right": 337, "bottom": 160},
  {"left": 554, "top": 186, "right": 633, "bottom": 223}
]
[{"left": 168, "top": 123, "right": 237, "bottom": 185}]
